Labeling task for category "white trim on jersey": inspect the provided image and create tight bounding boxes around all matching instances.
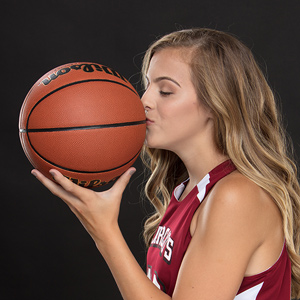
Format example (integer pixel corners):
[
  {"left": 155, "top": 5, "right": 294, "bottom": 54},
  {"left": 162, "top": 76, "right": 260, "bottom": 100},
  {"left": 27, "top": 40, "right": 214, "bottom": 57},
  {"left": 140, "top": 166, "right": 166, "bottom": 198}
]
[
  {"left": 174, "top": 179, "right": 189, "bottom": 201},
  {"left": 196, "top": 174, "right": 210, "bottom": 203},
  {"left": 174, "top": 173, "right": 211, "bottom": 203},
  {"left": 234, "top": 282, "right": 264, "bottom": 300}
]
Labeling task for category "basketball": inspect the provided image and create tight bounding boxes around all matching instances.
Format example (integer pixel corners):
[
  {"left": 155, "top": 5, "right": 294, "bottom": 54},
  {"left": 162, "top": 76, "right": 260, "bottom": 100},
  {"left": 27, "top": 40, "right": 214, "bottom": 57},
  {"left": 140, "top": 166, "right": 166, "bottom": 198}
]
[{"left": 19, "top": 62, "right": 146, "bottom": 188}]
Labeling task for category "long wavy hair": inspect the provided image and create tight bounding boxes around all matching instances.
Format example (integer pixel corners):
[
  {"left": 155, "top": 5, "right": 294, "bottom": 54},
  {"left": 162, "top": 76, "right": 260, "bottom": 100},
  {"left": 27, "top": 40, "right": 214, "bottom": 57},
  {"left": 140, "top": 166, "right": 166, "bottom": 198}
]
[{"left": 140, "top": 28, "right": 300, "bottom": 298}]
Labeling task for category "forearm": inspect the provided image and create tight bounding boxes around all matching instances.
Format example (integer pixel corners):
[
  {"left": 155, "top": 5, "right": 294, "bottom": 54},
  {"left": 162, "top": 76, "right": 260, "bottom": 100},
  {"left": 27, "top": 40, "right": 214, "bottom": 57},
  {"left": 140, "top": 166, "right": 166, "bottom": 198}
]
[
  {"left": 31, "top": 169, "right": 168, "bottom": 298},
  {"left": 95, "top": 226, "right": 171, "bottom": 300}
]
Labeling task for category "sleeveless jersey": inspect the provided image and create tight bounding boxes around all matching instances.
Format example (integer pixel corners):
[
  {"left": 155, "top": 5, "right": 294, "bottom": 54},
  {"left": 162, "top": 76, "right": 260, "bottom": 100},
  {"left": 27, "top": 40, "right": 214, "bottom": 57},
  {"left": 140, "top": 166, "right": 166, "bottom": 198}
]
[{"left": 146, "top": 160, "right": 291, "bottom": 299}]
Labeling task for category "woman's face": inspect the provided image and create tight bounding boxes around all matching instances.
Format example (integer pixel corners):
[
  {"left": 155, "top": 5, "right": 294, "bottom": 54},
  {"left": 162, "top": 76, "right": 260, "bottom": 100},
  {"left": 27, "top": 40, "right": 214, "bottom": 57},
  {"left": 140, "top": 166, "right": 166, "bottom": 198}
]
[{"left": 141, "top": 48, "right": 214, "bottom": 154}]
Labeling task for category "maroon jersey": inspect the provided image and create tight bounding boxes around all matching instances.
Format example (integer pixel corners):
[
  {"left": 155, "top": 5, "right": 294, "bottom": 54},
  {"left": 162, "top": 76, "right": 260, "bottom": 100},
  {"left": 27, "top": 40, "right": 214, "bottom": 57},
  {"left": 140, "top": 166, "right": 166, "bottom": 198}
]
[
  {"left": 235, "top": 242, "right": 291, "bottom": 299},
  {"left": 146, "top": 160, "right": 291, "bottom": 299}
]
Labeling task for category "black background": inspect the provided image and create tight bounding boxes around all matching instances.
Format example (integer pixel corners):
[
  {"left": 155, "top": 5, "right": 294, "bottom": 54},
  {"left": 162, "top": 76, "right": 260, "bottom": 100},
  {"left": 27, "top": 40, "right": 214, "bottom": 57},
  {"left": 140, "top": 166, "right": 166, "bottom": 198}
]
[{"left": 1, "top": 1, "right": 300, "bottom": 299}]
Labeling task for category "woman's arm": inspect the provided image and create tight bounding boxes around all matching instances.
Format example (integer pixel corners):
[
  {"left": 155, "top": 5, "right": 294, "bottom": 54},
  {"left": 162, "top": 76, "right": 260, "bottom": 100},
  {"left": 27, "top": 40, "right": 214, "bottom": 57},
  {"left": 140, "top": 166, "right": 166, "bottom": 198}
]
[
  {"left": 32, "top": 168, "right": 171, "bottom": 300},
  {"left": 97, "top": 224, "right": 171, "bottom": 300},
  {"left": 32, "top": 169, "right": 274, "bottom": 300}
]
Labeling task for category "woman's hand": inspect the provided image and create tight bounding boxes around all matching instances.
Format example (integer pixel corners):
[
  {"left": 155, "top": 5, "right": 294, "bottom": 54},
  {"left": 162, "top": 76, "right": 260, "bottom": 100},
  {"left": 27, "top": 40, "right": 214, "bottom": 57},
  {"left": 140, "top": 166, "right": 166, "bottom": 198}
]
[{"left": 31, "top": 167, "right": 136, "bottom": 245}]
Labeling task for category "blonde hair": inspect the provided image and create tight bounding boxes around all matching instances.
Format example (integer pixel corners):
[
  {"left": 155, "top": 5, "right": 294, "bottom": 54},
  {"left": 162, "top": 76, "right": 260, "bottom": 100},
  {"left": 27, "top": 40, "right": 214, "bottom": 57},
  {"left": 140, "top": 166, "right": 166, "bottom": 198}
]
[{"left": 141, "top": 28, "right": 300, "bottom": 298}]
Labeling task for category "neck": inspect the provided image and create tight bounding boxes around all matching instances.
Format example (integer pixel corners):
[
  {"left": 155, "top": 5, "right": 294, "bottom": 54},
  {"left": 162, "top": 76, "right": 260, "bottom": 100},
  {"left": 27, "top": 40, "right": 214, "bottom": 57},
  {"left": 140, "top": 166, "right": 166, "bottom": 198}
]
[
  {"left": 174, "top": 143, "right": 229, "bottom": 188},
  {"left": 166, "top": 117, "right": 229, "bottom": 187}
]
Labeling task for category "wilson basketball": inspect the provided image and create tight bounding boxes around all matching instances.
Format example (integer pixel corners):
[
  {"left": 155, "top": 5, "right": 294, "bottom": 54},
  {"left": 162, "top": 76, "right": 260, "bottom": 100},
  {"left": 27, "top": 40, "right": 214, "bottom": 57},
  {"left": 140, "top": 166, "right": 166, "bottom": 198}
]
[{"left": 19, "top": 62, "right": 146, "bottom": 188}]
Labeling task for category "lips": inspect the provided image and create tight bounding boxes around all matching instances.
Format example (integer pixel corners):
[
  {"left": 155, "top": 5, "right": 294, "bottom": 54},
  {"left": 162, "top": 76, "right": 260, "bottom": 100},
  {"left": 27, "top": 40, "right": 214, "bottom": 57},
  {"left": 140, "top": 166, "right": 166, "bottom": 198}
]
[{"left": 146, "top": 118, "right": 154, "bottom": 126}]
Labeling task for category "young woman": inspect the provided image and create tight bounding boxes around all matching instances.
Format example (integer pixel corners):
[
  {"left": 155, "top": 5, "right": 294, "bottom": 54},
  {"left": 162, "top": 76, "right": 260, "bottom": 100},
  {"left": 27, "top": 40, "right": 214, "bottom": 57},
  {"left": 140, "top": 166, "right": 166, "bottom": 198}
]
[{"left": 31, "top": 28, "right": 300, "bottom": 299}]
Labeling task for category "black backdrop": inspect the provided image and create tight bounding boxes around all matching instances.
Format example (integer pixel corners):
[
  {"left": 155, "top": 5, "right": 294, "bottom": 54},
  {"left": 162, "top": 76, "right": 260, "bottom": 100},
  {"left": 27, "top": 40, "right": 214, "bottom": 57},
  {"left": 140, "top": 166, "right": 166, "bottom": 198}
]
[{"left": 1, "top": 1, "right": 300, "bottom": 299}]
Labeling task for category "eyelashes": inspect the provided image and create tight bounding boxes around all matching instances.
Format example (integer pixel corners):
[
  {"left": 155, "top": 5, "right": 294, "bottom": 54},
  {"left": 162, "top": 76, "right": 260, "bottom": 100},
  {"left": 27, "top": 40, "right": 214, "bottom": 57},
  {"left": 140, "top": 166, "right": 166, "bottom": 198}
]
[{"left": 159, "top": 91, "right": 173, "bottom": 96}]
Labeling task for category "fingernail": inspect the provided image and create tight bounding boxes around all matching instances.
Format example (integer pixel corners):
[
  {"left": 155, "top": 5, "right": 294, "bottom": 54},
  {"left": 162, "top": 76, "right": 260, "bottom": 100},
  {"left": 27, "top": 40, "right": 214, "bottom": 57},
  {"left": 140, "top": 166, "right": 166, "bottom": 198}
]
[
  {"left": 49, "top": 170, "right": 56, "bottom": 180},
  {"left": 31, "top": 170, "right": 37, "bottom": 177},
  {"left": 129, "top": 169, "right": 136, "bottom": 176}
]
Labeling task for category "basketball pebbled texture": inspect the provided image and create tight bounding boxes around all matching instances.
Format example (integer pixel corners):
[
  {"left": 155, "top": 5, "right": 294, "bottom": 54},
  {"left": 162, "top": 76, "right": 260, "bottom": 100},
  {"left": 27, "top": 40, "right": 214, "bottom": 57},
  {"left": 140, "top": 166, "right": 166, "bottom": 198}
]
[{"left": 19, "top": 62, "right": 146, "bottom": 188}]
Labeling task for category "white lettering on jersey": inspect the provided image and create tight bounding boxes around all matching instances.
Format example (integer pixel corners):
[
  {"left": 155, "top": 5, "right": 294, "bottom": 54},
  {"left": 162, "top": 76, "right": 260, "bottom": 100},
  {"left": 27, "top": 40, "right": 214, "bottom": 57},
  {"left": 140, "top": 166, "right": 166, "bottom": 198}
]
[
  {"left": 164, "top": 236, "right": 174, "bottom": 262},
  {"left": 150, "top": 226, "right": 174, "bottom": 264},
  {"left": 147, "top": 265, "right": 166, "bottom": 292},
  {"left": 147, "top": 265, "right": 160, "bottom": 289},
  {"left": 234, "top": 282, "right": 264, "bottom": 300}
]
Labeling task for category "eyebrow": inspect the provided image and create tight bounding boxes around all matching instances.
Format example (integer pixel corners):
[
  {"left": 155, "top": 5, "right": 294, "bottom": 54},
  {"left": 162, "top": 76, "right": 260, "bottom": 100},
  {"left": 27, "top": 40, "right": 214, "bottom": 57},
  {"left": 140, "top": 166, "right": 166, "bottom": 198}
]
[{"left": 146, "top": 76, "right": 181, "bottom": 88}]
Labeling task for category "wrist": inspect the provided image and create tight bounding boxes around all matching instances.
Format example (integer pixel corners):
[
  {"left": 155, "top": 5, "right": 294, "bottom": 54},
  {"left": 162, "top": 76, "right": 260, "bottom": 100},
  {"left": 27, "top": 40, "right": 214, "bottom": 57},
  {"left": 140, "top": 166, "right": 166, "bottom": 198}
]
[{"left": 94, "top": 223, "right": 123, "bottom": 252}]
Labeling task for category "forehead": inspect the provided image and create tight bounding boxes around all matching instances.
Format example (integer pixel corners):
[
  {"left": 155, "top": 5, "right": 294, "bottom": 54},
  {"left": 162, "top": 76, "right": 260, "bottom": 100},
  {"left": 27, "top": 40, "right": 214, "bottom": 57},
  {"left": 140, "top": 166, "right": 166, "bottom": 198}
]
[{"left": 147, "top": 48, "right": 193, "bottom": 83}]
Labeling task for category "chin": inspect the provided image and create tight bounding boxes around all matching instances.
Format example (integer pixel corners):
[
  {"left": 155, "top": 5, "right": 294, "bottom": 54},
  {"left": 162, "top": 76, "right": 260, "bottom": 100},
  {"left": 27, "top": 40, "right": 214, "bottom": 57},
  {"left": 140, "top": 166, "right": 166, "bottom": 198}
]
[
  {"left": 144, "top": 134, "right": 169, "bottom": 150},
  {"left": 144, "top": 139, "right": 158, "bottom": 150}
]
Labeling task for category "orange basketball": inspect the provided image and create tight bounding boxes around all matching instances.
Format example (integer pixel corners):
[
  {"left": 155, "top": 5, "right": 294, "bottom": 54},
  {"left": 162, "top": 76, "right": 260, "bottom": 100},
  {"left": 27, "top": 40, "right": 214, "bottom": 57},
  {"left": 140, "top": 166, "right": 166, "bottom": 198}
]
[{"left": 19, "top": 62, "right": 146, "bottom": 188}]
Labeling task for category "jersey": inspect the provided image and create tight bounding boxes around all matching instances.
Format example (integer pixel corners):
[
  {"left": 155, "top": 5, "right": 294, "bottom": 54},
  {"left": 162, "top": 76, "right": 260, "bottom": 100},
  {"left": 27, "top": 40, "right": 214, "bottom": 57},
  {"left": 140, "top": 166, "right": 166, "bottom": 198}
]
[{"left": 146, "top": 160, "right": 291, "bottom": 299}]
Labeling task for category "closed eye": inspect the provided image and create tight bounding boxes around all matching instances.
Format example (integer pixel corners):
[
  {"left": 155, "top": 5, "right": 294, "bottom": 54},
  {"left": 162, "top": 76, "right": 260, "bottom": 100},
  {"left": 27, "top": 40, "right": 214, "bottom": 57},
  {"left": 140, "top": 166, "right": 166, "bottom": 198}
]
[{"left": 160, "top": 91, "right": 173, "bottom": 96}]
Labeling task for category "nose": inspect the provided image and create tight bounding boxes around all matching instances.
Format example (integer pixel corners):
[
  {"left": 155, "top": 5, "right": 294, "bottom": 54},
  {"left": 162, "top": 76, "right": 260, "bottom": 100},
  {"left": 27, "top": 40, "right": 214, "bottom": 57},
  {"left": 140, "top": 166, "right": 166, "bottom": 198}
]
[{"left": 141, "top": 88, "right": 152, "bottom": 112}]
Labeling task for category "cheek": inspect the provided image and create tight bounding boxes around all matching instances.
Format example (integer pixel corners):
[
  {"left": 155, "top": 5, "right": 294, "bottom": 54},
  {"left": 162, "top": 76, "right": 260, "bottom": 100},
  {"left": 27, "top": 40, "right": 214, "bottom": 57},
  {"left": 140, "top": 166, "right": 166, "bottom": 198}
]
[
  {"left": 164, "top": 103, "right": 197, "bottom": 123},
  {"left": 156, "top": 103, "right": 173, "bottom": 122}
]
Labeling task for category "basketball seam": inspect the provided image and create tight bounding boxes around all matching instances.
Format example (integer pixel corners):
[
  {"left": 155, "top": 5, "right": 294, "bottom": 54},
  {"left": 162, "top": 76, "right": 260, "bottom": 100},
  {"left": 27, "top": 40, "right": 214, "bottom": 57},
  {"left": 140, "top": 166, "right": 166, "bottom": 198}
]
[
  {"left": 21, "top": 120, "right": 146, "bottom": 132},
  {"left": 25, "top": 78, "right": 139, "bottom": 132},
  {"left": 30, "top": 148, "right": 142, "bottom": 174},
  {"left": 23, "top": 123, "right": 145, "bottom": 173}
]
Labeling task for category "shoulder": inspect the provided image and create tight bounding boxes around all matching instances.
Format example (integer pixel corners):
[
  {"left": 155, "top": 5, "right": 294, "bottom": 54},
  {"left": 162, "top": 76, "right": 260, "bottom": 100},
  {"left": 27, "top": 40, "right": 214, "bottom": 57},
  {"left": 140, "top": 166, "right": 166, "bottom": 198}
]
[
  {"left": 196, "top": 171, "right": 278, "bottom": 246},
  {"left": 208, "top": 170, "right": 272, "bottom": 215}
]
